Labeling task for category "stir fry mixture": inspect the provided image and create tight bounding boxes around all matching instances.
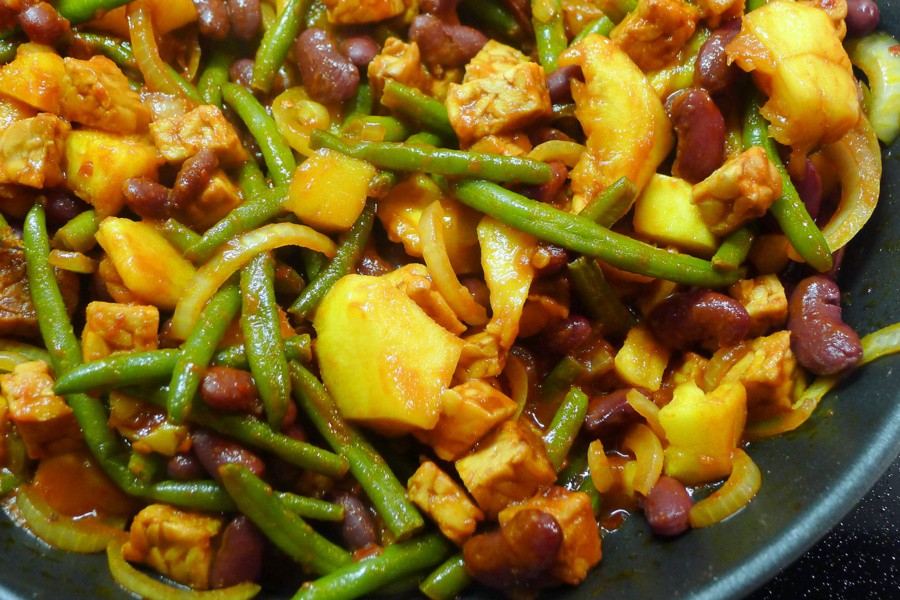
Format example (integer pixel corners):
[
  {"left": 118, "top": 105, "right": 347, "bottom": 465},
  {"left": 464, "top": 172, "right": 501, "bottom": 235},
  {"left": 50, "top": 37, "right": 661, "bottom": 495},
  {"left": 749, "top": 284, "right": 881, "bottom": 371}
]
[{"left": 0, "top": 0, "right": 899, "bottom": 597}]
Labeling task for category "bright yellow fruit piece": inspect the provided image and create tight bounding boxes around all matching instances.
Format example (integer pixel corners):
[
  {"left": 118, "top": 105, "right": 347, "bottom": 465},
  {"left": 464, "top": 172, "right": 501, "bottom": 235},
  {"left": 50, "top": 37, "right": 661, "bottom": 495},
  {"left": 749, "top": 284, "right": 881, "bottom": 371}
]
[
  {"left": 614, "top": 324, "right": 670, "bottom": 392},
  {"left": 313, "top": 274, "right": 464, "bottom": 435},
  {"left": 633, "top": 173, "right": 718, "bottom": 257}
]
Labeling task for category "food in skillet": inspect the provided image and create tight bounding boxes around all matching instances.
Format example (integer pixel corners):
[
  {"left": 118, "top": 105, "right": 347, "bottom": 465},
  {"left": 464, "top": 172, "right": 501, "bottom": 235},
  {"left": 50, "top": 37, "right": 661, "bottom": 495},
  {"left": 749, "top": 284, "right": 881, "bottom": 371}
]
[{"left": 0, "top": 0, "right": 898, "bottom": 598}]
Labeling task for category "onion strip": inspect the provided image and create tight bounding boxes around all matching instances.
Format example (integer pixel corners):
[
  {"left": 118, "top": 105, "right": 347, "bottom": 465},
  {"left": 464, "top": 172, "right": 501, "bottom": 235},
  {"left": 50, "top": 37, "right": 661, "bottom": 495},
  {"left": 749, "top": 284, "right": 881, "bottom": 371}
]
[
  {"left": 171, "top": 223, "right": 337, "bottom": 339},
  {"left": 0, "top": 351, "right": 31, "bottom": 373},
  {"left": 504, "top": 353, "right": 530, "bottom": 419},
  {"left": 689, "top": 449, "right": 761, "bottom": 528},
  {"left": 621, "top": 423, "right": 664, "bottom": 496},
  {"left": 625, "top": 389, "right": 666, "bottom": 441},
  {"left": 49, "top": 249, "right": 97, "bottom": 274},
  {"left": 16, "top": 486, "right": 127, "bottom": 553},
  {"left": 587, "top": 439, "right": 615, "bottom": 494}
]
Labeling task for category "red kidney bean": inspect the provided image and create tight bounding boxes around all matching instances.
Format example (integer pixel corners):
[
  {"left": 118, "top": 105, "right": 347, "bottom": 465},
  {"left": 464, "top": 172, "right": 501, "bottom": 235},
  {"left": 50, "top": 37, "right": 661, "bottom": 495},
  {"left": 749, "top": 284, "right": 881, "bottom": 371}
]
[
  {"left": 529, "top": 127, "right": 575, "bottom": 146},
  {"left": 340, "top": 35, "right": 380, "bottom": 69},
  {"left": 643, "top": 476, "right": 692, "bottom": 537},
  {"left": 330, "top": 490, "right": 378, "bottom": 551},
  {"left": 792, "top": 158, "right": 822, "bottom": 223},
  {"left": 461, "top": 277, "right": 491, "bottom": 310},
  {"left": 463, "top": 508, "right": 562, "bottom": 590},
  {"left": 166, "top": 451, "right": 207, "bottom": 481},
  {"left": 788, "top": 276, "right": 862, "bottom": 375},
  {"left": 583, "top": 388, "right": 641, "bottom": 438},
  {"left": 518, "top": 160, "right": 568, "bottom": 204},
  {"left": 210, "top": 516, "right": 265, "bottom": 588},
  {"left": 649, "top": 290, "right": 751, "bottom": 351},
  {"left": 846, "top": 0, "right": 879, "bottom": 37},
  {"left": 532, "top": 244, "right": 569, "bottom": 277},
  {"left": 695, "top": 19, "right": 742, "bottom": 95},
  {"left": 421, "top": 0, "right": 460, "bottom": 17},
  {"left": 200, "top": 366, "right": 264, "bottom": 416},
  {"left": 44, "top": 189, "right": 89, "bottom": 230},
  {"left": 409, "top": 14, "right": 488, "bottom": 69},
  {"left": 666, "top": 88, "right": 726, "bottom": 183},
  {"left": 193, "top": 0, "right": 230, "bottom": 40},
  {"left": 18, "top": 2, "right": 70, "bottom": 46},
  {"left": 192, "top": 429, "right": 265, "bottom": 481},
  {"left": 225, "top": 0, "right": 261, "bottom": 41},
  {"left": 295, "top": 28, "right": 360, "bottom": 104},
  {"left": 499, "top": 0, "right": 533, "bottom": 35},
  {"left": 123, "top": 177, "right": 171, "bottom": 220},
  {"left": 541, "top": 314, "right": 592, "bottom": 355},
  {"left": 228, "top": 57, "right": 255, "bottom": 89},
  {"left": 547, "top": 65, "right": 583, "bottom": 105},
  {"left": 170, "top": 149, "right": 219, "bottom": 211}
]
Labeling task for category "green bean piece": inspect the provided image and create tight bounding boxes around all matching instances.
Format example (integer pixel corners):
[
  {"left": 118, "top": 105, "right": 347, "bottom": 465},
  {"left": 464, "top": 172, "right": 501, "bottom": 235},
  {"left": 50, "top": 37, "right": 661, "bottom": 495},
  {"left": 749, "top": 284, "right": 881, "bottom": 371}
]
[
  {"left": 54, "top": 349, "right": 180, "bottom": 394},
  {"left": 55, "top": 0, "right": 131, "bottom": 23},
  {"left": 533, "top": 0, "right": 567, "bottom": 72},
  {"left": 51, "top": 209, "right": 98, "bottom": 254},
  {"left": 280, "top": 493, "right": 345, "bottom": 522},
  {"left": 290, "top": 203, "right": 376, "bottom": 318},
  {"left": 185, "top": 184, "right": 288, "bottom": 263},
  {"left": 157, "top": 219, "right": 202, "bottom": 255},
  {"left": 252, "top": 0, "right": 307, "bottom": 93},
  {"left": 128, "top": 450, "right": 162, "bottom": 484},
  {"left": 312, "top": 131, "right": 552, "bottom": 185},
  {"left": 220, "top": 464, "right": 352, "bottom": 575},
  {"left": 222, "top": 83, "right": 297, "bottom": 185},
  {"left": 71, "top": 32, "right": 137, "bottom": 72},
  {"left": 238, "top": 160, "right": 269, "bottom": 198},
  {"left": 291, "top": 363, "right": 425, "bottom": 538},
  {"left": 541, "top": 356, "right": 585, "bottom": 401},
  {"left": 406, "top": 132, "right": 444, "bottom": 147},
  {"left": 577, "top": 176, "right": 638, "bottom": 227},
  {"left": 167, "top": 283, "right": 242, "bottom": 424},
  {"left": 419, "top": 553, "right": 472, "bottom": 600},
  {"left": 0, "top": 471, "right": 19, "bottom": 496},
  {"left": 368, "top": 171, "right": 398, "bottom": 198},
  {"left": 342, "top": 115, "right": 412, "bottom": 143},
  {"left": 543, "top": 387, "right": 589, "bottom": 470},
  {"left": 742, "top": 96, "right": 832, "bottom": 272},
  {"left": 567, "top": 256, "right": 636, "bottom": 338},
  {"left": 0, "top": 39, "right": 17, "bottom": 63},
  {"left": 148, "top": 480, "right": 237, "bottom": 512},
  {"left": 458, "top": 0, "right": 524, "bottom": 42},
  {"left": 453, "top": 180, "right": 745, "bottom": 287},
  {"left": 198, "top": 48, "right": 233, "bottom": 107},
  {"left": 241, "top": 253, "right": 292, "bottom": 429},
  {"left": 347, "top": 82, "right": 374, "bottom": 118},
  {"left": 304, "top": 0, "right": 330, "bottom": 29},
  {"left": 293, "top": 533, "right": 454, "bottom": 600},
  {"left": 712, "top": 226, "right": 755, "bottom": 271},
  {"left": 577, "top": 474, "right": 603, "bottom": 516},
  {"left": 571, "top": 16, "right": 615, "bottom": 45},
  {"left": 274, "top": 261, "right": 307, "bottom": 296},
  {"left": 746, "top": 0, "right": 768, "bottom": 10},
  {"left": 380, "top": 81, "right": 456, "bottom": 141},
  {"left": 214, "top": 335, "right": 313, "bottom": 369},
  {"left": 0, "top": 212, "right": 7, "bottom": 228},
  {"left": 0, "top": 340, "right": 50, "bottom": 364}
]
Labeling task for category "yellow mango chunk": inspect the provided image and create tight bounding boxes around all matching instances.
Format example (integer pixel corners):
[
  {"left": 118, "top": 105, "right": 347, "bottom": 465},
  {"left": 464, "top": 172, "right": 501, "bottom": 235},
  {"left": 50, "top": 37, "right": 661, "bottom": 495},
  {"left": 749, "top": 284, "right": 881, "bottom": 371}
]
[
  {"left": 614, "top": 325, "right": 670, "bottom": 392},
  {"left": 633, "top": 174, "right": 718, "bottom": 257},
  {"left": 313, "top": 274, "right": 464, "bottom": 435},
  {"left": 659, "top": 381, "right": 747, "bottom": 484},
  {"left": 95, "top": 218, "right": 197, "bottom": 311},
  {"left": 285, "top": 149, "right": 376, "bottom": 232}
]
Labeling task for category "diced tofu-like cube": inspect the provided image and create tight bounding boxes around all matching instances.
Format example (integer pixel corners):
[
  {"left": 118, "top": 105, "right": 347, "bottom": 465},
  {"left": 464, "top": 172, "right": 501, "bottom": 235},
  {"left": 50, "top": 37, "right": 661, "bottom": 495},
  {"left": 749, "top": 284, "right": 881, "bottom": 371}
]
[
  {"left": 0, "top": 113, "right": 69, "bottom": 188},
  {"left": 416, "top": 379, "right": 518, "bottom": 461},
  {"left": 179, "top": 170, "right": 243, "bottom": 231},
  {"left": 697, "top": 0, "right": 744, "bottom": 27},
  {"left": 408, "top": 461, "right": 485, "bottom": 544},
  {"left": 611, "top": 0, "right": 699, "bottom": 71},
  {"left": 149, "top": 105, "right": 249, "bottom": 167},
  {"left": 367, "top": 37, "right": 431, "bottom": 97},
  {"left": 0, "top": 94, "right": 37, "bottom": 130},
  {"left": 65, "top": 130, "right": 163, "bottom": 217},
  {"left": 463, "top": 40, "right": 529, "bottom": 82},
  {"left": 467, "top": 133, "right": 533, "bottom": 157},
  {"left": 314, "top": 274, "right": 465, "bottom": 435},
  {"left": 82, "top": 302, "right": 160, "bottom": 362},
  {"left": 95, "top": 217, "right": 197, "bottom": 311},
  {"left": 285, "top": 148, "right": 375, "bottom": 232},
  {"left": 728, "top": 275, "right": 788, "bottom": 337},
  {"left": 498, "top": 487, "right": 602, "bottom": 585},
  {"left": 323, "top": 0, "right": 407, "bottom": 24},
  {"left": 659, "top": 381, "right": 747, "bottom": 484},
  {"left": 456, "top": 420, "right": 556, "bottom": 517},
  {"left": 1, "top": 361, "right": 82, "bottom": 459},
  {"left": 614, "top": 325, "right": 671, "bottom": 392},
  {"left": 669, "top": 351, "right": 710, "bottom": 388},
  {"left": 123, "top": 504, "right": 223, "bottom": 590},
  {"left": 561, "top": 0, "right": 607, "bottom": 38},
  {"left": 60, "top": 56, "right": 151, "bottom": 134},
  {"left": 633, "top": 173, "right": 718, "bottom": 256},
  {"left": 0, "top": 44, "right": 67, "bottom": 113},
  {"left": 108, "top": 393, "right": 190, "bottom": 456}
]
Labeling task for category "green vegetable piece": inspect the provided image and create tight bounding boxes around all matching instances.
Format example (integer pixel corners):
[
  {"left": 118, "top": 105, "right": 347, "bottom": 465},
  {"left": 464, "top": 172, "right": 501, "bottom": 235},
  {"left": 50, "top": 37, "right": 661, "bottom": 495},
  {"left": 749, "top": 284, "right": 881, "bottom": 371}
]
[
  {"left": 847, "top": 31, "right": 900, "bottom": 145},
  {"left": 543, "top": 387, "right": 590, "bottom": 470},
  {"left": 419, "top": 553, "right": 472, "bottom": 600},
  {"left": 533, "top": 0, "right": 567, "bottom": 72},
  {"left": 567, "top": 256, "right": 636, "bottom": 338},
  {"left": 380, "top": 81, "right": 456, "bottom": 141},
  {"left": 252, "top": 0, "right": 307, "bottom": 93}
]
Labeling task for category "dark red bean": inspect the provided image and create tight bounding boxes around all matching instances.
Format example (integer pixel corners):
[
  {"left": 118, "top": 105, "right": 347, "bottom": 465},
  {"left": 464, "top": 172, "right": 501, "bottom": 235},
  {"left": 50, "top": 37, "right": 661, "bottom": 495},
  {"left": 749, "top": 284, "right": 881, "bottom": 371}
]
[
  {"left": 518, "top": 160, "right": 568, "bottom": 203},
  {"left": 666, "top": 88, "right": 726, "bottom": 183},
  {"left": 170, "top": 149, "right": 219, "bottom": 211},
  {"left": 420, "top": 0, "right": 460, "bottom": 17},
  {"left": 18, "top": 2, "right": 70, "bottom": 46},
  {"left": 463, "top": 508, "right": 562, "bottom": 590},
  {"left": 846, "top": 0, "right": 879, "bottom": 37},
  {"left": 528, "top": 127, "right": 575, "bottom": 146},
  {"left": 547, "top": 65, "right": 583, "bottom": 105},
  {"left": 225, "top": 0, "right": 261, "bottom": 41},
  {"left": 330, "top": 491, "right": 378, "bottom": 551},
  {"left": 295, "top": 28, "right": 360, "bottom": 104},
  {"left": 788, "top": 276, "right": 862, "bottom": 375},
  {"left": 122, "top": 177, "right": 171, "bottom": 220},
  {"left": 694, "top": 19, "right": 742, "bottom": 95},
  {"left": 193, "top": 0, "right": 230, "bottom": 40},
  {"left": 409, "top": 15, "right": 488, "bottom": 69},
  {"left": 341, "top": 35, "right": 380, "bottom": 69},
  {"left": 498, "top": 0, "right": 533, "bottom": 35},
  {"left": 44, "top": 189, "right": 89, "bottom": 230},
  {"left": 583, "top": 388, "right": 641, "bottom": 438},
  {"left": 532, "top": 244, "right": 569, "bottom": 277},
  {"left": 541, "top": 314, "right": 592, "bottom": 355},
  {"left": 210, "top": 516, "right": 265, "bottom": 588},
  {"left": 166, "top": 451, "right": 207, "bottom": 481},
  {"left": 200, "top": 366, "right": 264, "bottom": 416},
  {"left": 192, "top": 429, "right": 265, "bottom": 481},
  {"left": 643, "top": 476, "right": 692, "bottom": 537},
  {"left": 649, "top": 290, "right": 751, "bottom": 351},
  {"left": 228, "top": 58, "right": 255, "bottom": 89},
  {"left": 792, "top": 158, "right": 822, "bottom": 223}
]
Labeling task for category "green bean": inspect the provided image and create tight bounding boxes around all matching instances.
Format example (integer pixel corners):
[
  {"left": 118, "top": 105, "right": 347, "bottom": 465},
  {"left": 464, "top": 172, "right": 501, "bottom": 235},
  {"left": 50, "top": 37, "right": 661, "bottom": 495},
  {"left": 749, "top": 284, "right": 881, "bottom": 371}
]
[
  {"left": 71, "top": 32, "right": 137, "bottom": 72},
  {"left": 742, "top": 95, "right": 832, "bottom": 272},
  {"left": 148, "top": 480, "right": 237, "bottom": 512},
  {"left": 185, "top": 184, "right": 288, "bottom": 263},
  {"left": 567, "top": 256, "right": 636, "bottom": 338},
  {"left": 533, "top": 0, "right": 567, "bottom": 72},
  {"left": 577, "top": 475, "right": 603, "bottom": 516},
  {"left": 419, "top": 553, "right": 472, "bottom": 600},
  {"left": 167, "top": 283, "right": 242, "bottom": 424},
  {"left": 290, "top": 204, "right": 376, "bottom": 318},
  {"left": 458, "top": 0, "right": 524, "bottom": 43},
  {"left": 406, "top": 132, "right": 444, "bottom": 147},
  {"left": 453, "top": 180, "right": 745, "bottom": 287},
  {"left": 220, "top": 464, "right": 352, "bottom": 575},
  {"left": 128, "top": 450, "right": 162, "bottom": 484},
  {"left": 198, "top": 48, "right": 233, "bottom": 107},
  {"left": 252, "top": 0, "right": 306, "bottom": 93},
  {"left": 241, "top": 253, "right": 292, "bottom": 429},
  {"left": 157, "top": 219, "right": 202, "bottom": 255},
  {"left": 0, "top": 39, "right": 17, "bottom": 63},
  {"left": 341, "top": 115, "right": 412, "bottom": 142},
  {"left": 215, "top": 334, "right": 313, "bottom": 369},
  {"left": 0, "top": 340, "right": 50, "bottom": 364},
  {"left": 293, "top": 533, "right": 454, "bottom": 600},
  {"left": 572, "top": 16, "right": 615, "bottom": 45},
  {"left": 290, "top": 363, "right": 425, "bottom": 538},
  {"left": 222, "top": 83, "right": 297, "bottom": 185},
  {"left": 746, "top": 0, "right": 767, "bottom": 10},
  {"left": 577, "top": 176, "right": 638, "bottom": 227},
  {"left": 280, "top": 493, "right": 345, "bottom": 522},
  {"left": 51, "top": 209, "right": 98, "bottom": 254},
  {"left": 238, "top": 159, "right": 269, "bottom": 198},
  {"left": 347, "top": 82, "right": 374, "bottom": 118},
  {"left": 312, "top": 130, "right": 552, "bottom": 185},
  {"left": 543, "top": 387, "right": 589, "bottom": 470},
  {"left": 380, "top": 81, "right": 456, "bottom": 141},
  {"left": 274, "top": 261, "right": 307, "bottom": 296},
  {"left": 55, "top": 0, "right": 131, "bottom": 23},
  {"left": 712, "top": 226, "right": 755, "bottom": 271},
  {"left": 0, "top": 471, "right": 19, "bottom": 496},
  {"left": 541, "top": 355, "right": 585, "bottom": 401}
]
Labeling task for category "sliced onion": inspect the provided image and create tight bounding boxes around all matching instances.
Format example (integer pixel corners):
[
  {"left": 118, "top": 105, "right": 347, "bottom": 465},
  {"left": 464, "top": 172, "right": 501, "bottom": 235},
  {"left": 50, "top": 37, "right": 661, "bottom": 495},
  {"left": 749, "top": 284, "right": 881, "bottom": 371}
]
[
  {"left": 689, "top": 449, "right": 761, "bottom": 528},
  {"left": 587, "top": 439, "right": 615, "bottom": 494},
  {"left": 504, "top": 353, "right": 530, "bottom": 419},
  {"left": 271, "top": 88, "right": 331, "bottom": 157},
  {"left": 127, "top": 0, "right": 198, "bottom": 102},
  {"left": 621, "top": 423, "right": 664, "bottom": 496},
  {"left": 527, "top": 141, "right": 585, "bottom": 167},
  {"left": 107, "top": 541, "right": 261, "bottom": 600},
  {"left": 0, "top": 351, "right": 31, "bottom": 373},
  {"left": 49, "top": 249, "right": 98, "bottom": 274},
  {"left": 625, "top": 388, "right": 666, "bottom": 441},
  {"left": 170, "top": 223, "right": 336, "bottom": 339},
  {"left": 16, "top": 486, "right": 127, "bottom": 553},
  {"left": 418, "top": 201, "right": 488, "bottom": 327}
]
